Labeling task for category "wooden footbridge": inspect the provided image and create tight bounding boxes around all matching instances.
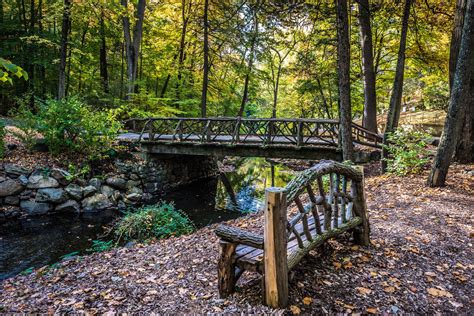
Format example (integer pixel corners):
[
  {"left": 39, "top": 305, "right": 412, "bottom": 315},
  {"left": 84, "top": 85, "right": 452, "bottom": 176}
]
[{"left": 119, "top": 117, "right": 382, "bottom": 161}]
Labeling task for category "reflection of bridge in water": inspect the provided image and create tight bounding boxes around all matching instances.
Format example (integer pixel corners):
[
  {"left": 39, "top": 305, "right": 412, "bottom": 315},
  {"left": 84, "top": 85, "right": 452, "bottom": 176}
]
[{"left": 119, "top": 117, "right": 382, "bottom": 161}]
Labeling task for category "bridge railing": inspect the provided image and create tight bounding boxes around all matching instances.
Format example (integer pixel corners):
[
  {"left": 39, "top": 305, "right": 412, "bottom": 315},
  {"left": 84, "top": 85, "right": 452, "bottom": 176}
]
[{"left": 123, "top": 117, "right": 382, "bottom": 149}]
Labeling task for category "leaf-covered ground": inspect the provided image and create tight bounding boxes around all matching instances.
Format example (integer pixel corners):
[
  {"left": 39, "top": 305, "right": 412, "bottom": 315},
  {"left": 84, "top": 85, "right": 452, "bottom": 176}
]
[{"left": 1, "top": 164, "right": 473, "bottom": 314}]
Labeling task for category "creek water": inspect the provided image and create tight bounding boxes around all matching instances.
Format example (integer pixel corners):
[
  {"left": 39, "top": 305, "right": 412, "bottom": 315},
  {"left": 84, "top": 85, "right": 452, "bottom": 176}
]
[{"left": 0, "top": 157, "right": 296, "bottom": 280}]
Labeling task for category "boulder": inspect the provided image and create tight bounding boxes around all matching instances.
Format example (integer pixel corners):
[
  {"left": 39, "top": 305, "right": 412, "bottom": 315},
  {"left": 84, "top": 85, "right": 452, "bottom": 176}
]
[
  {"left": 5, "top": 164, "right": 31, "bottom": 177},
  {"left": 126, "top": 180, "right": 141, "bottom": 189},
  {"left": 106, "top": 177, "right": 127, "bottom": 190},
  {"left": 50, "top": 168, "right": 72, "bottom": 186},
  {"left": 18, "top": 175, "right": 29, "bottom": 186},
  {"left": 100, "top": 185, "right": 114, "bottom": 198},
  {"left": 0, "top": 176, "right": 6, "bottom": 182},
  {"left": 127, "top": 186, "right": 143, "bottom": 195},
  {"left": 125, "top": 193, "right": 142, "bottom": 202},
  {"left": 20, "top": 200, "right": 51, "bottom": 215},
  {"left": 27, "top": 175, "right": 59, "bottom": 189},
  {"left": 55, "top": 200, "right": 80, "bottom": 213},
  {"left": 36, "top": 188, "right": 68, "bottom": 204},
  {"left": 4, "top": 195, "right": 20, "bottom": 205},
  {"left": 89, "top": 178, "right": 102, "bottom": 190},
  {"left": 82, "top": 194, "right": 113, "bottom": 212},
  {"left": 83, "top": 186, "right": 97, "bottom": 198},
  {"left": 129, "top": 173, "right": 140, "bottom": 181},
  {"left": 0, "top": 179, "right": 25, "bottom": 197},
  {"left": 65, "top": 184, "right": 83, "bottom": 200}
]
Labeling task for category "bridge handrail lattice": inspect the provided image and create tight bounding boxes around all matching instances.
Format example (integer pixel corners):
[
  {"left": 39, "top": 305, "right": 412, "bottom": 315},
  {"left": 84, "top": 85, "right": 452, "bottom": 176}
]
[{"left": 123, "top": 117, "right": 382, "bottom": 149}]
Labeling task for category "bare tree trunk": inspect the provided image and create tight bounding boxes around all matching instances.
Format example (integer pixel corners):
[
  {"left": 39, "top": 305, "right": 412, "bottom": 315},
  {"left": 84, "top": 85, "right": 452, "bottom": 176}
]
[
  {"left": 121, "top": 0, "right": 146, "bottom": 99},
  {"left": 382, "top": 0, "right": 411, "bottom": 171},
  {"left": 358, "top": 0, "right": 377, "bottom": 134},
  {"left": 57, "top": 0, "right": 71, "bottom": 100},
  {"left": 99, "top": 6, "right": 109, "bottom": 94},
  {"left": 428, "top": 0, "right": 474, "bottom": 186},
  {"left": 336, "top": 0, "right": 354, "bottom": 161},
  {"left": 201, "top": 0, "right": 209, "bottom": 117}
]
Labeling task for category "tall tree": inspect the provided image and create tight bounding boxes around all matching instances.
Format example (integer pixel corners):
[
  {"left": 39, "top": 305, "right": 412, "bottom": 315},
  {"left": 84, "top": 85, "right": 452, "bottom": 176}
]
[
  {"left": 200, "top": 0, "right": 209, "bottom": 117},
  {"left": 358, "top": 0, "right": 377, "bottom": 134},
  {"left": 237, "top": 1, "right": 259, "bottom": 117},
  {"left": 121, "top": 0, "right": 146, "bottom": 99},
  {"left": 382, "top": 0, "right": 412, "bottom": 171},
  {"left": 428, "top": 0, "right": 474, "bottom": 186},
  {"left": 450, "top": 0, "right": 474, "bottom": 163},
  {"left": 335, "top": 0, "right": 354, "bottom": 161},
  {"left": 57, "top": 0, "right": 71, "bottom": 99},
  {"left": 99, "top": 5, "right": 109, "bottom": 94}
]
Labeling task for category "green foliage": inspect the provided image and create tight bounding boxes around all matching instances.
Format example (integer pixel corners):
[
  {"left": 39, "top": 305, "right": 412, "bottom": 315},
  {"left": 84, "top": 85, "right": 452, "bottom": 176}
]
[
  {"left": 87, "top": 240, "right": 114, "bottom": 253},
  {"left": 111, "top": 90, "right": 185, "bottom": 120},
  {"left": 0, "top": 58, "right": 28, "bottom": 85},
  {"left": 13, "top": 97, "right": 121, "bottom": 156},
  {"left": 383, "top": 129, "right": 431, "bottom": 176},
  {"left": 0, "top": 122, "right": 5, "bottom": 158},
  {"left": 66, "top": 164, "right": 91, "bottom": 181},
  {"left": 20, "top": 267, "right": 34, "bottom": 276},
  {"left": 115, "top": 202, "right": 194, "bottom": 243}
]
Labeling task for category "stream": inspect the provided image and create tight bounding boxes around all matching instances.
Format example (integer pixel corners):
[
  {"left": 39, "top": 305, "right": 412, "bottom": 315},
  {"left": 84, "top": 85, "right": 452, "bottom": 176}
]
[{"left": 0, "top": 157, "right": 296, "bottom": 280}]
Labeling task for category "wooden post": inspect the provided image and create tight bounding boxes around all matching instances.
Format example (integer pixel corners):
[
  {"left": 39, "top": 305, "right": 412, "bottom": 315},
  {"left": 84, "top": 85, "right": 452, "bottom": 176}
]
[
  {"left": 297, "top": 120, "right": 303, "bottom": 146},
  {"left": 218, "top": 240, "right": 237, "bottom": 298},
  {"left": 352, "top": 165, "right": 370, "bottom": 246},
  {"left": 263, "top": 187, "right": 289, "bottom": 308}
]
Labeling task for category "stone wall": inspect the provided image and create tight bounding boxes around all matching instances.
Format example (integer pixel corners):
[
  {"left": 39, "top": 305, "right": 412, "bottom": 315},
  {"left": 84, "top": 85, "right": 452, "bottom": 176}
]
[{"left": 0, "top": 154, "right": 217, "bottom": 220}]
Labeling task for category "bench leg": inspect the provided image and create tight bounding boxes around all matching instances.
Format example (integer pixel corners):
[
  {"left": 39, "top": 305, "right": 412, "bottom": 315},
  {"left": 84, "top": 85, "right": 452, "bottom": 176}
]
[{"left": 218, "top": 241, "right": 237, "bottom": 298}]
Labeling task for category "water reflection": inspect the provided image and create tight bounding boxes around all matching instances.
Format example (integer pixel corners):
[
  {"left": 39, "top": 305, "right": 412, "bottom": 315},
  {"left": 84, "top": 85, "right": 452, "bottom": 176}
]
[{"left": 215, "top": 157, "right": 295, "bottom": 212}]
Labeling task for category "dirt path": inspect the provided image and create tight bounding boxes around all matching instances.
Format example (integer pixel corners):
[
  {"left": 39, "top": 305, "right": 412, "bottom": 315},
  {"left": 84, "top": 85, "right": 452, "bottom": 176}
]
[{"left": 1, "top": 164, "right": 472, "bottom": 314}]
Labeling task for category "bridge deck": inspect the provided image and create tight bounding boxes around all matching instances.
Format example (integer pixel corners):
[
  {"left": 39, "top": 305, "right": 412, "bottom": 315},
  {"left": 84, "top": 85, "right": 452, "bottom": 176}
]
[{"left": 120, "top": 117, "right": 382, "bottom": 161}]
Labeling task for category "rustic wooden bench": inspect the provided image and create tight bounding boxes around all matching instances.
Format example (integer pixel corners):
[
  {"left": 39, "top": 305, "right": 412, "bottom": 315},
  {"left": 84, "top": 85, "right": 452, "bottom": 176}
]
[{"left": 215, "top": 160, "right": 370, "bottom": 308}]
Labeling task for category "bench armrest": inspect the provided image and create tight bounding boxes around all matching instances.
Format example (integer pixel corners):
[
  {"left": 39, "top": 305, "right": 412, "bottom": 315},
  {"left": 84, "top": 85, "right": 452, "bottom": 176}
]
[{"left": 215, "top": 225, "right": 264, "bottom": 249}]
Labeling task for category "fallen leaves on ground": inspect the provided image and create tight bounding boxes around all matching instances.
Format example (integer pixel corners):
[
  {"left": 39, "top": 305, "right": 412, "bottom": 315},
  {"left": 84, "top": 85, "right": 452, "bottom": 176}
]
[{"left": 0, "top": 163, "right": 472, "bottom": 314}]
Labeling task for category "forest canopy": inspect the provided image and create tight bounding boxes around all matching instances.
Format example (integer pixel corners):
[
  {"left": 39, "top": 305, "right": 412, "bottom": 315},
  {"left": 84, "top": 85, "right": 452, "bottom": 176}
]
[{"left": 0, "top": 0, "right": 454, "bottom": 120}]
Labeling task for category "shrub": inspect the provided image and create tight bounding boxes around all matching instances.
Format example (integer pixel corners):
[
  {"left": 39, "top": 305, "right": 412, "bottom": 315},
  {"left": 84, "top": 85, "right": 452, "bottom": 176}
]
[
  {"left": 115, "top": 202, "right": 194, "bottom": 242},
  {"left": 383, "top": 129, "right": 431, "bottom": 176},
  {"left": 87, "top": 240, "right": 114, "bottom": 253},
  {"left": 0, "top": 122, "right": 5, "bottom": 158},
  {"left": 12, "top": 96, "right": 121, "bottom": 156}
]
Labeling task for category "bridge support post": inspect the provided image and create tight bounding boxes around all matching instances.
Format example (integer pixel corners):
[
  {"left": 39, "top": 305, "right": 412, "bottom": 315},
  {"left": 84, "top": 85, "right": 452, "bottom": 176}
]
[{"left": 263, "top": 187, "right": 289, "bottom": 308}]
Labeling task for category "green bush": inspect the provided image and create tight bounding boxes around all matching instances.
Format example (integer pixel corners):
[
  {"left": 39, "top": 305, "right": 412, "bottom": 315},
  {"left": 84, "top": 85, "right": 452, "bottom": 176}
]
[
  {"left": 0, "top": 122, "right": 5, "bottom": 158},
  {"left": 12, "top": 96, "right": 121, "bottom": 156},
  {"left": 115, "top": 202, "right": 194, "bottom": 243},
  {"left": 87, "top": 240, "right": 114, "bottom": 253},
  {"left": 383, "top": 129, "right": 431, "bottom": 176}
]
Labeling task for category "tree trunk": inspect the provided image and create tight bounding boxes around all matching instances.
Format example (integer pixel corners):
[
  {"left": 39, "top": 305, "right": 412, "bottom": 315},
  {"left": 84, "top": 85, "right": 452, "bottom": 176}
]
[
  {"left": 428, "top": 0, "right": 474, "bottom": 186},
  {"left": 358, "top": 0, "right": 377, "bottom": 134},
  {"left": 449, "top": 0, "right": 474, "bottom": 163},
  {"left": 99, "top": 6, "right": 109, "bottom": 94},
  {"left": 382, "top": 0, "right": 411, "bottom": 171},
  {"left": 449, "top": 0, "right": 467, "bottom": 90},
  {"left": 237, "top": 4, "right": 259, "bottom": 117},
  {"left": 335, "top": 0, "right": 354, "bottom": 161},
  {"left": 121, "top": 0, "right": 146, "bottom": 99},
  {"left": 57, "top": 0, "right": 71, "bottom": 100},
  {"left": 201, "top": 0, "right": 209, "bottom": 117},
  {"left": 176, "top": 0, "right": 191, "bottom": 100},
  {"left": 385, "top": 0, "right": 411, "bottom": 131}
]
